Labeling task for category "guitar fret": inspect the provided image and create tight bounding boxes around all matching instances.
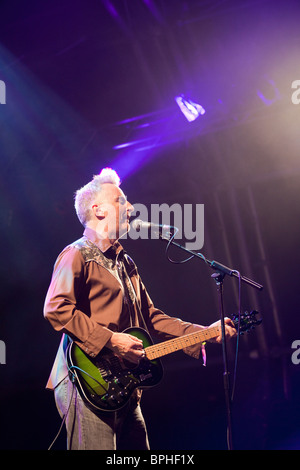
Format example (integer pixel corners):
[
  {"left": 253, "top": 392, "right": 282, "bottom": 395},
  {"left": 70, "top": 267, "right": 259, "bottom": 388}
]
[{"left": 146, "top": 326, "right": 221, "bottom": 360}]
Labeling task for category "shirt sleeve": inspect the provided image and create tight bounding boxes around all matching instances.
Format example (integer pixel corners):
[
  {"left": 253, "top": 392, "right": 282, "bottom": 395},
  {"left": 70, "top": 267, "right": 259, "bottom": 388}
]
[{"left": 43, "top": 245, "right": 113, "bottom": 357}]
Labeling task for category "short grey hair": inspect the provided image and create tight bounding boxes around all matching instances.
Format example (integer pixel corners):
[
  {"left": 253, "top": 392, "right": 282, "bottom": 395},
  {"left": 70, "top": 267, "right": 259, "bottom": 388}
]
[{"left": 74, "top": 168, "right": 121, "bottom": 226}]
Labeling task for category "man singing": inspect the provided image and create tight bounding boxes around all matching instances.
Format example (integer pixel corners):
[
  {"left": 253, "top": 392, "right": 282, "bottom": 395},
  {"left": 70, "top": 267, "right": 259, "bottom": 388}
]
[{"left": 44, "top": 168, "right": 236, "bottom": 450}]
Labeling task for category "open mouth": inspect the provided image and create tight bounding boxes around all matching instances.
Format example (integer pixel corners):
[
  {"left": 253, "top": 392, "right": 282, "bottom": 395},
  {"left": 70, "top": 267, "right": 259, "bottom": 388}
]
[{"left": 121, "top": 215, "right": 129, "bottom": 224}]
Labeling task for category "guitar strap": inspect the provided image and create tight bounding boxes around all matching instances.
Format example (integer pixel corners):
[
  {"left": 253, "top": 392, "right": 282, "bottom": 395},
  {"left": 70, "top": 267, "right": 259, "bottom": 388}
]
[
  {"left": 117, "top": 259, "right": 136, "bottom": 329},
  {"left": 122, "top": 254, "right": 151, "bottom": 334}
]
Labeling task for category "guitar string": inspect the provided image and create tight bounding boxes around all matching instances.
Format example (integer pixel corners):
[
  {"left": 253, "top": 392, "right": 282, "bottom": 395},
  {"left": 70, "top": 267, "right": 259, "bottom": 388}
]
[
  {"left": 68, "top": 365, "right": 108, "bottom": 392},
  {"left": 146, "top": 326, "right": 220, "bottom": 359},
  {"left": 121, "top": 255, "right": 222, "bottom": 361}
]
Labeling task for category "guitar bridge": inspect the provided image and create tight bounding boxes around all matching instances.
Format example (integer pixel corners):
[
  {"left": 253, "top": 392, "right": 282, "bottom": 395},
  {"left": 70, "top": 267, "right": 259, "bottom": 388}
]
[{"left": 96, "top": 353, "right": 128, "bottom": 382}]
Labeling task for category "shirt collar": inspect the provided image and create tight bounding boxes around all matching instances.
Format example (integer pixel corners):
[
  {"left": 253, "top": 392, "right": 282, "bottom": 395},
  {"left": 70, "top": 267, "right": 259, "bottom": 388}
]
[{"left": 83, "top": 227, "right": 124, "bottom": 257}]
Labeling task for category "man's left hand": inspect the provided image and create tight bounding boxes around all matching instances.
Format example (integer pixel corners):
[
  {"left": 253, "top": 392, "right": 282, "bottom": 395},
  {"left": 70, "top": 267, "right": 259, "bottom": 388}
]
[{"left": 208, "top": 317, "right": 237, "bottom": 343}]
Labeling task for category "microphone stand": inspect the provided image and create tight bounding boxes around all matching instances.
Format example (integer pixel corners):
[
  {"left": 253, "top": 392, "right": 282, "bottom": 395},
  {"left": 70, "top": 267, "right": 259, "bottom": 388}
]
[{"left": 159, "top": 234, "right": 263, "bottom": 450}]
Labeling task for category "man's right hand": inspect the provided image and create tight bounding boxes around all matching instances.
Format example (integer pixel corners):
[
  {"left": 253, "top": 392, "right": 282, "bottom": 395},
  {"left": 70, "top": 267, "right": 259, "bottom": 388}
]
[{"left": 106, "top": 332, "right": 145, "bottom": 364}]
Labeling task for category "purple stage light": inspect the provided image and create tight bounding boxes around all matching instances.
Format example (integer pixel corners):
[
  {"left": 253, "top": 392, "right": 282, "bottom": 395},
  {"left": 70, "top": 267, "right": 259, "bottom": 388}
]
[{"left": 175, "top": 95, "right": 205, "bottom": 122}]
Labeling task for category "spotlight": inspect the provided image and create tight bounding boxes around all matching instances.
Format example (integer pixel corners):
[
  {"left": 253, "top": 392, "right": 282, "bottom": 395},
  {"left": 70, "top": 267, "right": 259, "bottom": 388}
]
[{"left": 175, "top": 95, "right": 205, "bottom": 122}]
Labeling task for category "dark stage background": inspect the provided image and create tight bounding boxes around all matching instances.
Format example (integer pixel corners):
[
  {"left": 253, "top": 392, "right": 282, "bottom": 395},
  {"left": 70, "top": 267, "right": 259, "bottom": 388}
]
[{"left": 1, "top": 0, "right": 300, "bottom": 450}]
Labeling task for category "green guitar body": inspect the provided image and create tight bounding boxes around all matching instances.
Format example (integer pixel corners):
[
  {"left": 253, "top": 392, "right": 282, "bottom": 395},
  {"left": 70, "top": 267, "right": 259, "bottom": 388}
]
[
  {"left": 67, "top": 327, "right": 164, "bottom": 412},
  {"left": 66, "top": 310, "right": 261, "bottom": 413}
]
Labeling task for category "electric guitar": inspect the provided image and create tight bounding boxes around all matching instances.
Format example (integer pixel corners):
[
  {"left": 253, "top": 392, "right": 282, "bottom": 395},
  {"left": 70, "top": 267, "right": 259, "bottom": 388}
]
[{"left": 66, "top": 310, "right": 261, "bottom": 412}]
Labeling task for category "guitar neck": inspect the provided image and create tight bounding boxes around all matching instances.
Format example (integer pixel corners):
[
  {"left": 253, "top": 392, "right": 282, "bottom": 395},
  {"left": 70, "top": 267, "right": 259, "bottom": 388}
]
[{"left": 145, "top": 325, "right": 220, "bottom": 361}]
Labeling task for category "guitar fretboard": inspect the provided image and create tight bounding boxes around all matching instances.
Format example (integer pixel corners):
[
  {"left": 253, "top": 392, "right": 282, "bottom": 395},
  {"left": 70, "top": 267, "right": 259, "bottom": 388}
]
[{"left": 145, "top": 326, "right": 220, "bottom": 360}]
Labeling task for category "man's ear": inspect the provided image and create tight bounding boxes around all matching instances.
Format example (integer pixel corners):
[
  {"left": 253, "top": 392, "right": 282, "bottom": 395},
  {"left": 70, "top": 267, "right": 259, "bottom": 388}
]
[{"left": 92, "top": 204, "right": 105, "bottom": 218}]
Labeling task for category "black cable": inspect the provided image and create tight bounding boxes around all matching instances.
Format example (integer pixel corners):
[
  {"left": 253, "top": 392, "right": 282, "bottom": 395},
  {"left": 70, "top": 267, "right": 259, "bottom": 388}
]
[
  {"left": 165, "top": 228, "right": 200, "bottom": 264},
  {"left": 230, "top": 269, "right": 242, "bottom": 402},
  {"left": 68, "top": 365, "right": 108, "bottom": 392},
  {"left": 47, "top": 378, "right": 75, "bottom": 450},
  {"left": 48, "top": 340, "right": 109, "bottom": 450}
]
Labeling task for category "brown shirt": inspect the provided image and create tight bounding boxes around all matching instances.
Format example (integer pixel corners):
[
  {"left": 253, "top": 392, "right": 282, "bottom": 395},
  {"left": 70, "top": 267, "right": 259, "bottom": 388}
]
[{"left": 44, "top": 227, "right": 204, "bottom": 389}]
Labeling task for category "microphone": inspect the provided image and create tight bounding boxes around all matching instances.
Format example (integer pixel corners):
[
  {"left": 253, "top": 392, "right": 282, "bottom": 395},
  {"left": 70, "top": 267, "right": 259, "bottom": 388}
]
[{"left": 131, "top": 219, "right": 175, "bottom": 232}]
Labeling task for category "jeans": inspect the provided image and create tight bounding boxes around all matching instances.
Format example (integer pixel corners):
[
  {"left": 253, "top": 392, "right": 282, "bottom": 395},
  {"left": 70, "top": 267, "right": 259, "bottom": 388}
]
[{"left": 54, "top": 377, "right": 150, "bottom": 450}]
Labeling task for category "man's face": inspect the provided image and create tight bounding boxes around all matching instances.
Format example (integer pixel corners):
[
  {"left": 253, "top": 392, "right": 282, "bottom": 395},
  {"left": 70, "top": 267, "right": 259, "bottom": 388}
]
[{"left": 95, "top": 183, "right": 134, "bottom": 239}]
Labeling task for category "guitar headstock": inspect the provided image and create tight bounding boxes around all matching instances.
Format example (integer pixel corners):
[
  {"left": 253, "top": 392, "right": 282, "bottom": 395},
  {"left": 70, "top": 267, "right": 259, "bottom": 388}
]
[{"left": 231, "top": 310, "right": 262, "bottom": 334}]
